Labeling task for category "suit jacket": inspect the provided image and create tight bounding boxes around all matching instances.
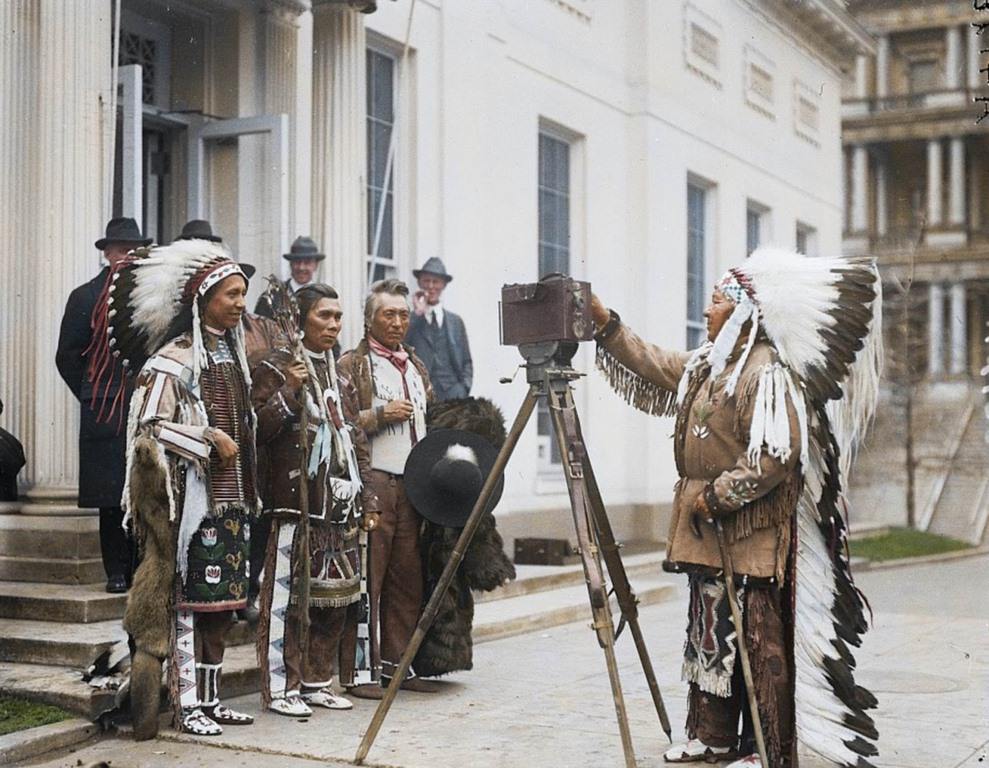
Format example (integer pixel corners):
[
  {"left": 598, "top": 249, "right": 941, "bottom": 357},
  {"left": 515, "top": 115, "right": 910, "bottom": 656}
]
[
  {"left": 405, "top": 309, "right": 472, "bottom": 401},
  {"left": 253, "top": 279, "right": 292, "bottom": 319},
  {"left": 56, "top": 267, "right": 132, "bottom": 508}
]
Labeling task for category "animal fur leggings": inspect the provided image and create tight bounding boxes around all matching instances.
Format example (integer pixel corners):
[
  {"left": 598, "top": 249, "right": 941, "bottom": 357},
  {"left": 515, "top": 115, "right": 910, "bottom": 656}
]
[{"left": 686, "top": 584, "right": 795, "bottom": 767}]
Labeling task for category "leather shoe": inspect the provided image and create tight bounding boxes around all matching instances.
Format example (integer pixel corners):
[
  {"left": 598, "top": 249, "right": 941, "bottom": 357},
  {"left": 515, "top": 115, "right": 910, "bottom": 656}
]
[
  {"left": 398, "top": 676, "right": 440, "bottom": 694},
  {"left": 106, "top": 575, "right": 128, "bottom": 594},
  {"left": 348, "top": 683, "right": 385, "bottom": 701}
]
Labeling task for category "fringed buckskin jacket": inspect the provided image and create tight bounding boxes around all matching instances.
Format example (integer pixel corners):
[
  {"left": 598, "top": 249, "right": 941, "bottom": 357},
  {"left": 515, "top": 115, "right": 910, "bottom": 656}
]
[
  {"left": 251, "top": 349, "right": 379, "bottom": 520},
  {"left": 597, "top": 317, "right": 801, "bottom": 583},
  {"left": 337, "top": 338, "right": 434, "bottom": 436}
]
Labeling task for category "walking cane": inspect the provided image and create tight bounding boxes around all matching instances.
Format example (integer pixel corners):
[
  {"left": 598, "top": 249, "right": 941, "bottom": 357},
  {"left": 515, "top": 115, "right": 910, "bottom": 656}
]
[{"left": 713, "top": 519, "right": 770, "bottom": 768}]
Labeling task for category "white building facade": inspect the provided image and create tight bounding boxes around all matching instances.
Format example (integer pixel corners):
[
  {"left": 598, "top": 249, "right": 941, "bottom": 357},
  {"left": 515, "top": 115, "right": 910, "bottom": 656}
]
[{"left": 0, "top": 0, "right": 870, "bottom": 545}]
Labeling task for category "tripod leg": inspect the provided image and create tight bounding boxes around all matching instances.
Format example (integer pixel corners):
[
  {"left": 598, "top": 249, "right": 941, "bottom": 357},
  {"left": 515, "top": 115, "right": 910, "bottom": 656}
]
[
  {"left": 571, "top": 411, "right": 673, "bottom": 741},
  {"left": 548, "top": 383, "right": 636, "bottom": 768},
  {"left": 354, "top": 385, "right": 540, "bottom": 765}
]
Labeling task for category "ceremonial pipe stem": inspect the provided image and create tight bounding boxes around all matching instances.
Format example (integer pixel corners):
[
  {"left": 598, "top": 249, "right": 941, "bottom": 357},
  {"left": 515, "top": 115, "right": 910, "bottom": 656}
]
[
  {"left": 714, "top": 520, "right": 770, "bottom": 767},
  {"left": 354, "top": 385, "right": 540, "bottom": 765}
]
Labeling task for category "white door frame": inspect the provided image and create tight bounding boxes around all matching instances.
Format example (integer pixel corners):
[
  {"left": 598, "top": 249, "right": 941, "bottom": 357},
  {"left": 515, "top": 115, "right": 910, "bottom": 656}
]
[
  {"left": 118, "top": 64, "right": 143, "bottom": 228},
  {"left": 187, "top": 114, "right": 290, "bottom": 271}
]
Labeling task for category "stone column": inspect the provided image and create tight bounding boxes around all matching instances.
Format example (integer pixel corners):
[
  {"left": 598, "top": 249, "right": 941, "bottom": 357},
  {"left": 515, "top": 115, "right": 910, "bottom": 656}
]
[
  {"left": 312, "top": 6, "right": 367, "bottom": 351},
  {"left": 929, "top": 283, "right": 945, "bottom": 377},
  {"left": 949, "top": 282, "right": 967, "bottom": 376},
  {"left": 854, "top": 54, "right": 869, "bottom": 100},
  {"left": 927, "top": 139, "right": 943, "bottom": 227},
  {"left": 260, "top": 4, "right": 301, "bottom": 280},
  {"left": 876, "top": 157, "right": 888, "bottom": 237},
  {"left": 945, "top": 25, "right": 961, "bottom": 91},
  {"left": 876, "top": 36, "right": 889, "bottom": 100},
  {"left": 0, "top": 1, "right": 40, "bottom": 499},
  {"left": 948, "top": 137, "right": 966, "bottom": 227},
  {"left": 851, "top": 145, "right": 869, "bottom": 233},
  {"left": 28, "top": 0, "right": 112, "bottom": 505},
  {"left": 969, "top": 23, "right": 983, "bottom": 91}
]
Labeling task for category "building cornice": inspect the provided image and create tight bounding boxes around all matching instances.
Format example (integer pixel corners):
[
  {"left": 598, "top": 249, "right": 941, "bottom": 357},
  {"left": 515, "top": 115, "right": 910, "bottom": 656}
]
[{"left": 758, "top": 0, "right": 876, "bottom": 60}]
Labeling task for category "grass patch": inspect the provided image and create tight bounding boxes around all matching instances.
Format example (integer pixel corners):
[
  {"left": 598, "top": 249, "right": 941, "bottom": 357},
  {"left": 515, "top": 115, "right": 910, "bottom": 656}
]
[
  {"left": 850, "top": 527, "right": 970, "bottom": 562},
  {"left": 0, "top": 694, "right": 71, "bottom": 736}
]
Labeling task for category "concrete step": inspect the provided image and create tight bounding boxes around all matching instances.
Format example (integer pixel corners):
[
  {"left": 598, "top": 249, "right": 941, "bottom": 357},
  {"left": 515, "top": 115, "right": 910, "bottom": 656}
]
[
  {"left": 0, "top": 581, "right": 127, "bottom": 623},
  {"left": 0, "top": 553, "right": 105, "bottom": 584},
  {"left": 0, "top": 660, "right": 117, "bottom": 721},
  {"left": 473, "top": 571, "right": 677, "bottom": 643},
  {"left": 0, "top": 618, "right": 126, "bottom": 667},
  {"left": 478, "top": 546, "right": 666, "bottom": 604},
  {"left": 0, "top": 514, "right": 101, "bottom": 559}
]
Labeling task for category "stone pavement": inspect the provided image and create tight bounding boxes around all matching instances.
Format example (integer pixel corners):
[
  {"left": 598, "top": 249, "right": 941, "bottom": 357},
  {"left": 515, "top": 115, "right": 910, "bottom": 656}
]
[{"left": 22, "top": 553, "right": 989, "bottom": 768}]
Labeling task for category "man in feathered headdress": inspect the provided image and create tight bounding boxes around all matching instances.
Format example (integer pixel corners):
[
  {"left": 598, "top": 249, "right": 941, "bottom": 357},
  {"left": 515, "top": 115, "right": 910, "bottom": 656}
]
[
  {"left": 110, "top": 239, "right": 260, "bottom": 738},
  {"left": 591, "top": 248, "right": 882, "bottom": 768}
]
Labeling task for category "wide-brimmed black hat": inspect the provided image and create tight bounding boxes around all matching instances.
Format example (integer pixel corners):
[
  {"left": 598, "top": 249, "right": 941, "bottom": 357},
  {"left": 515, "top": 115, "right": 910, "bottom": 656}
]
[
  {"left": 404, "top": 429, "right": 503, "bottom": 527},
  {"left": 176, "top": 219, "right": 223, "bottom": 243},
  {"left": 412, "top": 256, "right": 453, "bottom": 283},
  {"left": 283, "top": 235, "right": 325, "bottom": 262},
  {"left": 94, "top": 217, "right": 153, "bottom": 250}
]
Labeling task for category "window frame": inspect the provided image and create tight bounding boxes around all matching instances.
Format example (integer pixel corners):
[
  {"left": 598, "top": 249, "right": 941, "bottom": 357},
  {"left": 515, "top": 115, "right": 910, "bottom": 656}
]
[
  {"left": 686, "top": 180, "right": 710, "bottom": 349},
  {"left": 746, "top": 199, "right": 770, "bottom": 257},
  {"left": 366, "top": 44, "right": 400, "bottom": 284}
]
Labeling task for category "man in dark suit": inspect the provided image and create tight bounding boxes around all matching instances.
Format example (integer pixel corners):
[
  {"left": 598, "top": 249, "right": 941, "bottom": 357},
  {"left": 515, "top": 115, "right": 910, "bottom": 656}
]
[
  {"left": 56, "top": 217, "right": 151, "bottom": 593},
  {"left": 253, "top": 235, "right": 324, "bottom": 318},
  {"left": 405, "top": 258, "right": 473, "bottom": 401}
]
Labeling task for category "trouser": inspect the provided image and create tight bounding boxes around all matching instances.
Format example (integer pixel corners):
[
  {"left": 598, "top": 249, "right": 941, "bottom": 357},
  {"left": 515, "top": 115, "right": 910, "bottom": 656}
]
[
  {"left": 184, "top": 609, "right": 232, "bottom": 709},
  {"left": 685, "top": 584, "right": 795, "bottom": 767},
  {"left": 367, "top": 470, "right": 423, "bottom": 679},
  {"left": 283, "top": 605, "right": 348, "bottom": 693},
  {"left": 99, "top": 505, "right": 134, "bottom": 580}
]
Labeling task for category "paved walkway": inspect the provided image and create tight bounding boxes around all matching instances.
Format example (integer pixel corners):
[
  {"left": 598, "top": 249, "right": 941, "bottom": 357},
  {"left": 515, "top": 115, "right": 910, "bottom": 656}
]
[{"left": 23, "top": 554, "right": 989, "bottom": 768}]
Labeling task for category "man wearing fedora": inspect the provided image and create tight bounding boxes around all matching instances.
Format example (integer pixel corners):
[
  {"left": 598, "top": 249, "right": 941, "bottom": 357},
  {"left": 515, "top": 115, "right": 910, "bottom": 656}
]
[
  {"left": 175, "top": 219, "right": 224, "bottom": 243},
  {"left": 405, "top": 258, "right": 473, "bottom": 402},
  {"left": 56, "top": 216, "right": 152, "bottom": 593},
  {"left": 254, "top": 236, "right": 325, "bottom": 319}
]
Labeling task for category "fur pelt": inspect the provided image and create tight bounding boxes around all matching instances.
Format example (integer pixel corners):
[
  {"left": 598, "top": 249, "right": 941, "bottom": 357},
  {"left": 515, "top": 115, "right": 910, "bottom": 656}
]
[
  {"left": 413, "top": 398, "right": 516, "bottom": 677},
  {"left": 121, "top": 436, "right": 177, "bottom": 740}
]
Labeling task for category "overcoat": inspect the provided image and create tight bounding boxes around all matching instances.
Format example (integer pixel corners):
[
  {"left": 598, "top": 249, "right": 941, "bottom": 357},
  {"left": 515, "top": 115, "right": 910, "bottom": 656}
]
[
  {"left": 405, "top": 310, "right": 473, "bottom": 400},
  {"left": 56, "top": 267, "right": 131, "bottom": 507}
]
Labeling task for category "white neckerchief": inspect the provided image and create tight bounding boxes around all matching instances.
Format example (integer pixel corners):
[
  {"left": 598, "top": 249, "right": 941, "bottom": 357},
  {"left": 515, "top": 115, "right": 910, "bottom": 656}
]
[{"left": 290, "top": 277, "right": 312, "bottom": 293}]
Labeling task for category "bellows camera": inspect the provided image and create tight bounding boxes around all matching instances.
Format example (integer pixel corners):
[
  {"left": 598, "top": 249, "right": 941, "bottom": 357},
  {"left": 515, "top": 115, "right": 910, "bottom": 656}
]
[{"left": 499, "top": 274, "right": 594, "bottom": 346}]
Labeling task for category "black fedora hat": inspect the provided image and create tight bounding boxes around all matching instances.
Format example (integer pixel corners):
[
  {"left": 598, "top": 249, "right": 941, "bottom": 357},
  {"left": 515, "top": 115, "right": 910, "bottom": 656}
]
[
  {"left": 239, "top": 262, "right": 256, "bottom": 279},
  {"left": 403, "top": 429, "right": 503, "bottom": 527},
  {"left": 283, "top": 235, "right": 325, "bottom": 262},
  {"left": 176, "top": 219, "right": 223, "bottom": 243},
  {"left": 95, "top": 217, "right": 153, "bottom": 250},
  {"left": 412, "top": 256, "right": 452, "bottom": 283}
]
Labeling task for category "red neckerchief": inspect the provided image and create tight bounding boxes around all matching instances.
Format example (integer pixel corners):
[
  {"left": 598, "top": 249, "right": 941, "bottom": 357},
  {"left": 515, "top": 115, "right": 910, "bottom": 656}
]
[{"left": 368, "top": 335, "right": 410, "bottom": 375}]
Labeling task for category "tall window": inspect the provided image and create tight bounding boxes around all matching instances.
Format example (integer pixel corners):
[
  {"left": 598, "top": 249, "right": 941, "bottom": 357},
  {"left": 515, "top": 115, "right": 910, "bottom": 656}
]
[
  {"left": 746, "top": 200, "right": 770, "bottom": 257},
  {"left": 796, "top": 222, "right": 817, "bottom": 256},
  {"left": 537, "top": 131, "right": 572, "bottom": 469},
  {"left": 687, "top": 183, "right": 707, "bottom": 349},
  {"left": 746, "top": 207, "right": 761, "bottom": 256},
  {"left": 366, "top": 48, "right": 396, "bottom": 282},
  {"left": 538, "top": 133, "right": 571, "bottom": 278}
]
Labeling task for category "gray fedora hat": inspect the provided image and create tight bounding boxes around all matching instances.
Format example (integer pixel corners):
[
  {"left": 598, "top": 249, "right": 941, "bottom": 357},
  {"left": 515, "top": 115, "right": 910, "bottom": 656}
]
[
  {"left": 412, "top": 256, "right": 452, "bottom": 283},
  {"left": 283, "top": 235, "right": 325, "bottom": 262}
]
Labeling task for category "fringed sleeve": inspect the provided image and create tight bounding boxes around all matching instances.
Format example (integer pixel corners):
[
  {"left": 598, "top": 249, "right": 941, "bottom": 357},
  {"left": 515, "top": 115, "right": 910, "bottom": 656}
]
[{"left": 594, "top": 311, "right": 690, "bottom": 417}]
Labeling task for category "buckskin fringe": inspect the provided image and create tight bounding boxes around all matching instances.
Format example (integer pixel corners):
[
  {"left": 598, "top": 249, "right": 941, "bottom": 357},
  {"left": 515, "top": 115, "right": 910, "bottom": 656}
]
[
  {"left": 595, "top": 345, "right": 678, "bottom": 417},
  {"left": 682, "top": 658, "right": 735, "bottom": 698},
  {"left": 723, "top": 471, "right": 802, "bottom": 548}
]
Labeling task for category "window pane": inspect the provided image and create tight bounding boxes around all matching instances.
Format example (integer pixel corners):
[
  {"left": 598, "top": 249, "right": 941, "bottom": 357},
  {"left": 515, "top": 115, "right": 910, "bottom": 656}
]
[
  {"left": 366, "top": 48, "right": 396, "bottom": 268},
  {"left": 747, "top": 209, "right": 760, "bottom": 256},
  {"left": 687, "top": 183, "right": 706, "bottom": 347}
]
